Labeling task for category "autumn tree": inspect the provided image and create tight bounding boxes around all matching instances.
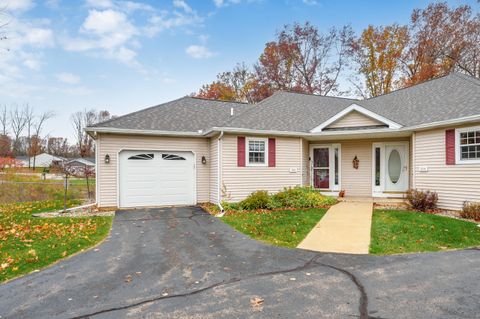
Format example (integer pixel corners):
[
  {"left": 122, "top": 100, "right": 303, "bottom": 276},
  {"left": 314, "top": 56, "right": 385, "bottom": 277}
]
[
  {"left": 0, "top": 134, "right": 11, "bottom": 157},
  {"left": 400, "top": 2, "right": 479, "bottom": 86},
  {"left": 350, "top": 24, "right": 408, "bottom": 97},
  {"left": 47, "top": 137, "right": 70, "bottom": 157},
  {"left": 9, "top": 105, "right": 28, "bottom": 156},
  {"left": 197, "top": 22, "right": 353, "bottom": 102},
  {"left": 276, "top": 23, "right": 354, "bottom": 95},
  {"left": 255, "top": 41, "right": 298, "bottom": 95},
  {"left": 196, "top": 82, "right": 237, "bottom": 102},
  {"left": 71, "top": 109, "right": 112, "bottom": 158},
  {"left": 196, "top": 63, "right": 266, "bottom": 103},
  {"left": 29, "top": 111, "right": 54, "bottom": 169}
]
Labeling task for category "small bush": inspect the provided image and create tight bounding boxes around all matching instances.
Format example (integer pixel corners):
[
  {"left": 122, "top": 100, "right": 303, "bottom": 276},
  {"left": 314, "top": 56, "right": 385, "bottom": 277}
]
[
  {"left": 221, "top": 201, "right": 241, "bottom": 212},
  {"left": 406, "top": 189, "right": 438, "bottom": 211},
  {"left": 239, "top": 190, "right": 271, "bottom": 210},
  {"left": 272, "top": 186, "right": 336, "bottom": 208},
  {"left": 461, "top": 202, "right": 480, "bottom": 221}
]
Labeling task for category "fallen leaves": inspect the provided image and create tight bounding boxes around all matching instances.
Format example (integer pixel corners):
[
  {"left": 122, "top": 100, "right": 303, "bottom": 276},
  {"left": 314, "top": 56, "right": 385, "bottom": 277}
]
[
  {"left": 0, "top": 200, "right": 113, "bottom": 282},
  {"left": 250, "top": 297, "right": 264, "bottom": 312}
]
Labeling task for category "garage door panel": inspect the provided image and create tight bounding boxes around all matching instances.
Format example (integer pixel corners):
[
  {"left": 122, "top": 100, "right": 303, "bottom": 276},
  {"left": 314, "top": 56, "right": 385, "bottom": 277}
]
[{"left": 119, "top": 150, "right": 195, "bottom": 207}]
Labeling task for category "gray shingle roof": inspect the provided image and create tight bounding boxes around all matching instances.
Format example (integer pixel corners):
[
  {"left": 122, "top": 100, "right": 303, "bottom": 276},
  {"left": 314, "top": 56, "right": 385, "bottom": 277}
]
[
  {"left": 223, "top": 92, "right": 356, "bottom": 132},
  {"left": 358, "top": 73, "right": 480, "bottom": 126},
  {"left": 90, "top": 73, "right": 480, "bottom": 134},
  {"left": 92, "top": 97, "right": 253, "bottom": 132}
]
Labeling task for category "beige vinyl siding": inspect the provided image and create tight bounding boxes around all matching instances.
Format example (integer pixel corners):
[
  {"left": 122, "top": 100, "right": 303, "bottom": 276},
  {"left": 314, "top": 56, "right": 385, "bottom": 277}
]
[
  {"left": 302, "top": 138, "right": 310, "bottom": 186},
  {"left": 414, "top": 126, "right": 480, "bottom": 210},
  {"left": 209, "top": 137, "right": 219, "bottom": 203},
  {"left": 221, "top": 134, "right": 302, "bottom": 202},
  {"left": 327, "top": 111, "right": 383, "bottom": 129},
  {"left": 340, "top": 140, "right": 373, "bottom": 197},
  {"left": 97, "top": 134, "right": 210, "bottom": 208}
]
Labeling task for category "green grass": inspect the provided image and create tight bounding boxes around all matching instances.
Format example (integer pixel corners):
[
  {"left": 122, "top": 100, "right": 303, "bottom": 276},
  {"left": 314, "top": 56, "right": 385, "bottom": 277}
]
[
  {"left": 222, "top": 208, "right": 328, "bottom": 248},
  {"left": 370, "top": 210, "right": 480, "bottom": 255},
  {"left": 0, "top": 200, "right": 113, "bottom": 282}
]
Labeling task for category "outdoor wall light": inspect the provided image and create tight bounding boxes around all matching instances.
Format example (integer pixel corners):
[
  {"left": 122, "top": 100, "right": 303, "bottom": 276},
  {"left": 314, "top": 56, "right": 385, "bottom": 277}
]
[
  {"left": 201, "top": 156, "right": 207, "bottom": 165},
  {"left": 104, "top": 154, "right": 110, "bottom": 164}
]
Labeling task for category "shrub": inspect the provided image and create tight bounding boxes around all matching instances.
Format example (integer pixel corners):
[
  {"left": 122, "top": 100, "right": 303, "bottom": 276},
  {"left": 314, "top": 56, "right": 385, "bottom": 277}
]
[
  {"left": 224, "top": 187, "right": 336, "bottom": 212},
  {"left": 239, "top": 190, "right": 271, "bottom": 210},
  {"left": 406, "top": 189, "right": 438, "bottom": 211},
  {"left": 221, "top": 201, "right": 241, "bottom": 212},
  {"left": 272, "top": 186, "right": 336, "bottom": 208},
  {"left": 461, "top": 202, "right": 480, "bottom": 221}
]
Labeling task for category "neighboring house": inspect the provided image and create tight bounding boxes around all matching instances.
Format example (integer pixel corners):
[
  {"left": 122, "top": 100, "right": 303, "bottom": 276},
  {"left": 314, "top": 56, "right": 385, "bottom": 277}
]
[
  {"left": 67, "top": 157, "right": 95, "bottom": 168},
  {"left": 66, "top": 157, "right": 96, "bottom": 176},
  {"left": 14, "top": 156, "right": 29, "bottom": 167},
  {"left": 31, "top": 153, "right": 65, "bottom": 168},
  {"left": 15, "top": 153, "right": 64, "bottom": 168},
  {"left": 86, "top": 73, "right": 480, "bottom": 211}
]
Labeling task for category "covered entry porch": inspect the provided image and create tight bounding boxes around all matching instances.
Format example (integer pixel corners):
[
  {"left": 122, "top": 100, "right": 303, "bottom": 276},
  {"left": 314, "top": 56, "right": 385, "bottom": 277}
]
[{"left": 304, "top": 133, "right": 413, "bottom": 198}]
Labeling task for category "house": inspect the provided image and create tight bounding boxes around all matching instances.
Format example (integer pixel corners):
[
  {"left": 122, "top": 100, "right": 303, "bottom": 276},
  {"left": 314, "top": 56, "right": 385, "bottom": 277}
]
[
  {"left": 86, "top": 73, "right": 480, "bottom": 211},
  {"left": 14, "top": 156, "right": 29, "bottom": 167},
  {"left": 16, "top": 153, "right": 65, "bottom": 168},
  {"left": 66, "top": 157, "right": 96, "bottom": 176},
  {"left": 67, "top": 157, "right": 95, "bottom": 168}
]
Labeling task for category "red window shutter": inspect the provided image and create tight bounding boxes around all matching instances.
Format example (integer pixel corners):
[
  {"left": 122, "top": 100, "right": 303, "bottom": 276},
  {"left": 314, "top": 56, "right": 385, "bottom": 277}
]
[
  {"left": 445, "top": 129, "right": 456, "bottom": 165},
  {"left": 237, "top": 136, "right": 245, "bottom": 167},
  {"left": 268, "top": 138, "right": 276, "bottom": 167}
]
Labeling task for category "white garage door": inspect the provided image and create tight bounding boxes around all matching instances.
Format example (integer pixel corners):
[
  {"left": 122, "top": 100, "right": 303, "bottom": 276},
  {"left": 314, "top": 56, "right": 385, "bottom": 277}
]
[{"left": 119, "top": 150, "right": 195, "bottom": 208}]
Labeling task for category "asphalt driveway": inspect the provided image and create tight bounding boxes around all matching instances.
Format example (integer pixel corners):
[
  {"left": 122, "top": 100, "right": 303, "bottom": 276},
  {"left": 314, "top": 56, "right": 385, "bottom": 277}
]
[{"left": 0, "top": 206, "right": 479, "bottom": 319}]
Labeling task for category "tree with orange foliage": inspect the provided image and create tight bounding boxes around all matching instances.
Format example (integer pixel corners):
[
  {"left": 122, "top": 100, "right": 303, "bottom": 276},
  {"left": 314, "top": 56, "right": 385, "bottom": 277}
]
[
  {"left": 400, "top": 2, "right": 479, "bottom": 86},
  {"left": 350, "top": 24, "right": 408, "bottom": 97},
  {"left": 196, "top": 82, "right": 237, "bottom": 102},
  {"left": 196, "top": 63, "right": 266, "bottom": 103}
]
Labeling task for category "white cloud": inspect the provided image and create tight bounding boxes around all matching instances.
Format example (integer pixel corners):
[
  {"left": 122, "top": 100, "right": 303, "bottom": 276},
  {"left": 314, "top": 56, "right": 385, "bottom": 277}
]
[
  {"left": 85, "top": 0, "right": 114, "bottom": 8},
  {"left": 45, "top": 0, "right": 60, "bottom": 9},
  {"left": 186, "top": 45, "right": 216, "bottom": 59},
  {"left": 24, "top": 28, "right": 55, "bottom": 47},
  {"left": 213, "top": 0, "right": 243, "bottom": 7},
  {"left": 4, "top": 0, "right": 34, "bottom": 12},
  {"left": 21, "top": 52, "right": 43, "bottom": 70},
  {"left": 56, "top": 72, "right": 81, "bottom": 84},
  {"left": 82, "top": 9, "right": 134, "bottom": 36},
  {"left": 145, "top": 6, "right": 203, "bottom": 37},
  {"left": 173, "top": 0, "right": 193, "bottom": 14},
  {"left": 118, "top": 1, "right": 154, "bottom": 12},
  {"left": 303, "top": 0, "right": 318, "bottom": 5}
]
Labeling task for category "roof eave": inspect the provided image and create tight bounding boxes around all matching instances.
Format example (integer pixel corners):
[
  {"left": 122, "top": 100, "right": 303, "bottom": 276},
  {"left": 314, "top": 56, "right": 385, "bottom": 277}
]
[
  {"left": 85, "top": 126, "right": 204, "bottom": 138},
  {"left": 405, "top": 114, "right": 480, "bottom": 131}
]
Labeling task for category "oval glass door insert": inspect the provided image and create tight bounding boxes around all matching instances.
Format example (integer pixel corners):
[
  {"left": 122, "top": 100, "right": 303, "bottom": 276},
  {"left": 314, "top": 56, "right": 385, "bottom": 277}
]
[{"left": 388, "top": 149, "right": 401, "bottom": 184}]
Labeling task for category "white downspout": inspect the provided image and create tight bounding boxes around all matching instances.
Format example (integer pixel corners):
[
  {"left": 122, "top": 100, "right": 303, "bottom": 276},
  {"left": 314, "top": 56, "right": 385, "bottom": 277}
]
[{"left": 216, "top": 131, "right": 225, "bottom": 216}]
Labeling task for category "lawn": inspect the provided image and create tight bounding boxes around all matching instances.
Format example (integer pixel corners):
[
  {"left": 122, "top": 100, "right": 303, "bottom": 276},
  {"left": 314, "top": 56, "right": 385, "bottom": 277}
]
[
  {"left": 0, "top": 200, "right": 112, "bottom": 282},
  {"left": 370, "top": 210, "right": 480, "bottom": 255},
  {"left": 222, "top": 208, "right": 328, "bottom": 248},
  {"left": 0, "top": 172, "right": 94, "bottom": 204}
]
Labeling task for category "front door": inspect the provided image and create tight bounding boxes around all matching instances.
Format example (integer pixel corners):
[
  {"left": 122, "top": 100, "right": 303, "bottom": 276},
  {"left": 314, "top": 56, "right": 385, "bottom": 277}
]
[
  {"left": 385, "top": 145, "right": 408, "bottom": 192},
  {"left": 312, "top": 147, "right": 330, "bottom": 189},
  {"left": 310, "top": 144, "right": 341, "bottom": 191}
]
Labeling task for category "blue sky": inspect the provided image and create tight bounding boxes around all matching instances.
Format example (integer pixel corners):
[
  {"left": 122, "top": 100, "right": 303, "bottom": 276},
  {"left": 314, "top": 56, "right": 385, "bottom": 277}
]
[{"left": 0, "top": 0, "right": 477, "bottom": 140}]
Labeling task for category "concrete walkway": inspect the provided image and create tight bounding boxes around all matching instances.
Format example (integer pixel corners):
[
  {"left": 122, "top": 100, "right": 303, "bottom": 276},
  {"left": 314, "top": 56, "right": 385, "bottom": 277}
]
[{"left": 298, "top": 201, "right": 373, "bottom": 254}]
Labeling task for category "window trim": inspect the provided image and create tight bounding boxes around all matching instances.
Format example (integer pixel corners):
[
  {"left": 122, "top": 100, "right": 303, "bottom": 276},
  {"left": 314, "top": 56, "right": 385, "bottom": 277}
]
[
  {"left": 455, "top": 125, "right": 480, "bottom": 164},
  {"left": 245, "top": 137, "right": 269, "bottom": 167}
]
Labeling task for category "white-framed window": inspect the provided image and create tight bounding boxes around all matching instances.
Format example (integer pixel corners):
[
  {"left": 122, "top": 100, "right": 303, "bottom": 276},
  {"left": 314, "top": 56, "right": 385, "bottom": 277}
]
[
  {"left": 246, "top": 137, "right": 268, "bottom": 166},
  {"left": 456, "top": 126, "right": 480, "bottom": 164}
]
